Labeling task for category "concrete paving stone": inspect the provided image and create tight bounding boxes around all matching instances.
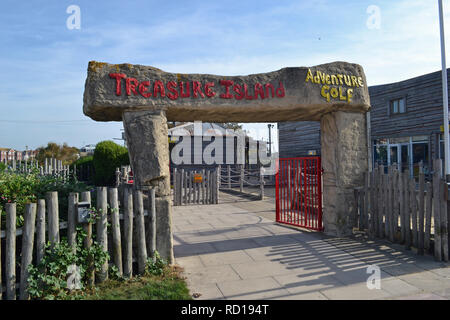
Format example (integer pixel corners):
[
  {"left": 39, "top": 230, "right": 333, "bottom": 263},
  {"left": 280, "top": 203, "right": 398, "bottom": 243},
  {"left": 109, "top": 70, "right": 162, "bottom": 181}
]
[
  {"left": 184, "top": 265, "right": 242, "bottom": 286},
  {"left": 217, "top": 277, "right": 290, "bottom": 300},
  {"left": 175, "top": 255, "right": 205, "bottom": 270},
  {"left": 274, "top": 272, "right": 343, "bottom": 294},
  {"left": 199, "top": 250, "right": 254, "bottom": 266},
  {"left": 189, "top": 284, "right": 226, "bottom": 300},
  {"left": 175, "top": 223, "right": 215, "bottom": 231},
  {"left": 330, "top": 264, "right": 394, "bottom": 285},
  {"left": 381, "top": 262, "right": 426, "bottom": 276},
  {"left": 211, "top": 238, "right": 261, "bottom": 252},
  {"left": 393, "top": 292, "right": 447, "bottom": 300},
  {"left": 320, "top": 282, "right": 392, "bottom": 300},
  {"left": 399, "top": 271, "right": 450, "bottom": 292},
  {"left": 231, "top": 260, "right": 295, "bottom": 279},
  {"left": 379, "top": 278, "right": 422, "bottom": 298},
  {"left": 427, "top": 266, "right": 450, "bottom": 279},
  {"left": 174, "top": 242, "right": 217, "bottom": 257},
  {"left": 181, "top": 233, "right": 230, "bottom": 244},
  {"left": 430, "top": 287, "right": 450, "bottom": 299},
  {"left": 273, "top": 291, "right": 329, "bottom": 300},
  {"left": 251, "top": 234, "right": 301, "bottom": 247}
]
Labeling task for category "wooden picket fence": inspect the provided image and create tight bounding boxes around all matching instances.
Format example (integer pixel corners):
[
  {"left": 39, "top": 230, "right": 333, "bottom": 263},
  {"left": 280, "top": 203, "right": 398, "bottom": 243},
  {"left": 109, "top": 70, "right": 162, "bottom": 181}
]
[
  {"left": 172, "top": 167, "right": 219, "bottom": 206},
  {"left": 219, "top": 164, "right": 265, "bottom": 200},
  {"left": 5, "top": 157, "right": 71, "bottom": 181},
  {"left": 354, "top": 159, "right": 449, "bottom": 261},
  {"left": 0, "top": 185, "right": 157, "bottom": 300}
]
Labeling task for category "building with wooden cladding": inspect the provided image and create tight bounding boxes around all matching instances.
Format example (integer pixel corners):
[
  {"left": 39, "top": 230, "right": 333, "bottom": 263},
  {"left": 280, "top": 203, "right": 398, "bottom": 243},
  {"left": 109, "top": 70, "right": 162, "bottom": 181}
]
[{"left": 278, "top": 69, "right": 450, "bottom": 176}]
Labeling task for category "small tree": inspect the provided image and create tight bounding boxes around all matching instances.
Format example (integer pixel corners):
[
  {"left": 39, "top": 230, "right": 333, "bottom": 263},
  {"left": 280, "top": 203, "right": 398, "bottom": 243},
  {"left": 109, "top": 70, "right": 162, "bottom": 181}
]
[
  {"left": 93, "top": 141, "right": 129, "bottom": 186},
  {"left": 36, "top": 142, "right": 79, "bottom": 165}
]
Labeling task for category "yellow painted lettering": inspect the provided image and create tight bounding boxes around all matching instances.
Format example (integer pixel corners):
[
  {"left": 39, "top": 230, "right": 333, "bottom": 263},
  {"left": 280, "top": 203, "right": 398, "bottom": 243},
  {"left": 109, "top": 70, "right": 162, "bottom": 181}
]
[
  {"left": 330, "top": 87, "right": 339, "bottom": 99},
  {"left": 331, "top": 75, "right": 338, "bottom": 85},
  {"left": 347, "top": 88, "right": 353, "bottom": 102},
  {"left": 321, "top": 85, "right": 330, "bottom": 102},
  {"left": 326, "top": 75, "right": 331, "bottom": 84},
  {"left": 314, "top": 71, "right": 321, "bottom": 84},
  {"left": 358, "top": 77, "right": 364, "bottom": 87},
  {"left": 343, "top": 75, "right": 352, "bottom": 86},
  {"left": 337, "top": 74, "right": 344, "bottom": 85},
  {"left": 351, "top": 76, "right": 358, "bottom": 87},
  {"left": 339, "top": 86, "right": 346, "bottom": 101},
  {"left": 305, "top": 69, "right": 314, "bottom": 83}
]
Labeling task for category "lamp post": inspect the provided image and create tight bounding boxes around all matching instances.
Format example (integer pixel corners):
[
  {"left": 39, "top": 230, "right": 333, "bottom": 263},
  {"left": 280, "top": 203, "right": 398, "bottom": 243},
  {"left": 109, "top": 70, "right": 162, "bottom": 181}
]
[
  {"left": 267, "top": 124, "right": 274, "bottom": 156},
  {"left": 439, "top": 0, "right": 450, "bottom": 179}
]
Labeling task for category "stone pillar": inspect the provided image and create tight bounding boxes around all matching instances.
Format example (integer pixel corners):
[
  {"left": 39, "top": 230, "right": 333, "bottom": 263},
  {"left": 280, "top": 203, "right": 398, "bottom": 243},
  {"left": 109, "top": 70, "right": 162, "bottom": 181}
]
[
  {"left": 320, "top": 111, "right": 368, "bottom": 236},
  {"left": 122, "top": 110, "right": 174, "bottom": 263}
]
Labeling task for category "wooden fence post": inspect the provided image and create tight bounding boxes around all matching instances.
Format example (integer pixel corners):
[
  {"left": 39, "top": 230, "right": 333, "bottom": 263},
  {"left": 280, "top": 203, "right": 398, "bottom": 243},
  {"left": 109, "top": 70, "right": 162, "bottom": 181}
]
[
  {"left": 68, "top": 193, "right": 78, "bottom": 251},
  {"left": 123, "top": 185, "right": 133, "bottom": 278},
  {"left": 173, "top": 167, "right": 178, "bottom": 206},
  {"left": 418, "top": 164, "right": 425, "bottom": 255},
  {"left": 202, "top": 169, "right": 206, "bottom": 204},
  {"left": 0, "top": 207, "right": 2, "bottom": 300},
  {"left": 364, "top": 171, "right": 369, "bottom": 230},
  {"left": 228, "top": 165, "right": 231, "bottom": 189},
  {"left": 260, "top": 166, "right": 264, "bottom": 200},
  {"left": 81, "top": 191, "right": 95, "bottom": 286},
  {"left": 240, "top": 164, "right": 244, "bottom": 193},
  {"left": 148, "top": 188, "right": 157, "bottom": 259},
  {"left": 5, "top": 203, "right": 16, "bottom": 300},
  {"left": 441, "top": 180, "right": 449, "bottom": 262},
  {"left": 404, "top": 170, "right": 411, "bottom": 249},
  {"left": 36, "top": 199, "right": 46, "bottom": 264},
  {"left": 134, "top": 189, "right": 148, "bottom": 275},
  {"left": 217, "top": 166, "right": 221, "bottom": 203},
  {"left": 410, "top": 178, "right": 418, "bottom": 249},
  {"left": 46, "top": 191, "right": 59, "bottom": 247},
  {"left": 433, "top": 159, "right": 442, "bottom": 261},
  {"left": 109, "top": 187, "right": 123, "bottom": 276},
  {"left": 425, "top": 181, "right": 432, "bottom": 252},
  {"left": 181, "top": 168, "right": 186, "bottom": 205},
  {"left": 96, "top": 187, "right": 108, "bottom": 282},
  {"left": 19, "top": 203, "right": 37, "bottom": 300}
]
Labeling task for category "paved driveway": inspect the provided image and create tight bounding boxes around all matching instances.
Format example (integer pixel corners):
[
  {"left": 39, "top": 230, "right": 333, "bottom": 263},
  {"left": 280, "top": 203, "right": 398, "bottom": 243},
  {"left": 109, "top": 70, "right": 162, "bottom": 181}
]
[{"left": 173, "top": 191, "right": 450, "bottom": 300}]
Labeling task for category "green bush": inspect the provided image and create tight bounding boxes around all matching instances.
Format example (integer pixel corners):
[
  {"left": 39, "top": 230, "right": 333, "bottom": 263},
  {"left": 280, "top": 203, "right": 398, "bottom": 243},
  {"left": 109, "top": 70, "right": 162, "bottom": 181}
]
[
  {"left": 74, "top": 155, "right": 93, "bottom": 166},
  {"left": 93, "top": 141, "right": 129, "bottom": 186}
]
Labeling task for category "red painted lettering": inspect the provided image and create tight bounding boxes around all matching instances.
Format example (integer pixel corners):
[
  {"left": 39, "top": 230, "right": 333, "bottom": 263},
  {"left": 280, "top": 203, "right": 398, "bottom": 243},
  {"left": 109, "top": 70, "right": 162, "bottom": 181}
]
[
  {"left": 126, "top": 77, "right": 139, "bottom": 96},
  {"left": 205, "top": 82, "right": 216, "bottom": 98},
  {"left": 219, "top": 80, "right": 234, "bottom": 99},
  {"left": 153, "top": 80, "right": 165, "bottom": 97},
  {"left": 139, "top": 81, "right": 151, "bottom": 98},
  {"left": 179, "top": 81, "right": 190, "bottom": 98},
  {"left": 254, "top": 83, "right": 265, "bottom": 99},
  {"left": 167, "top": 81, "right": 179, "bottom": 100},
  {"left": 233, "top": 84, "right": 244, "bottom": 100},
  {"left": 265, "top": 83, "right": 275, "bottom": 98},
  {"left": 276, "top": 81, "right": 285, "bottom": 98},
  {"left": 192, "top": 81, "right": 205, "bottom": 98},
  {"left": 109, "top": 73, "right": 126, "bottom": 96},
  {"left": 244, "top": 84, "right": 253, "bottom": 100}
]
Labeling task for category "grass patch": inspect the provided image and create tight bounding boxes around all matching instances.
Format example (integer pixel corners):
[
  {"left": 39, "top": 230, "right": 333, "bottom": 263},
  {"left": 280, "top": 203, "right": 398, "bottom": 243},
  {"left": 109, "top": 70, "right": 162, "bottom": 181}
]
[{"left": 79, "top": 265, "right": 192, "bottom": 300}]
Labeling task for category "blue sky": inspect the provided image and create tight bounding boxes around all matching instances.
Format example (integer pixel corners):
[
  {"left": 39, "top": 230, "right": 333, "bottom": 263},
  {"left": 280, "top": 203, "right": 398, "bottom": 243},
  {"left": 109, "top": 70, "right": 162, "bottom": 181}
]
[{"left": 0, "top": 0, "right": 449, "bottom": 151}]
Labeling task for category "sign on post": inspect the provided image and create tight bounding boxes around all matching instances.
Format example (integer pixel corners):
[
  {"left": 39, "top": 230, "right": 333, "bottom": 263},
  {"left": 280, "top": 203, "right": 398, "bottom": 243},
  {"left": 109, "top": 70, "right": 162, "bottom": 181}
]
[{"left": 76, "top": 202, "right": 91, "bottom": 224}]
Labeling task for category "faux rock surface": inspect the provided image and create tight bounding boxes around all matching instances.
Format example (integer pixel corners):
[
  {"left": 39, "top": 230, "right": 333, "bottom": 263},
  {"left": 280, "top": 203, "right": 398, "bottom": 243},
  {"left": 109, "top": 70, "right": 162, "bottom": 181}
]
[{"left": 83, "top": 61, "right": 370, "bottom": 122}]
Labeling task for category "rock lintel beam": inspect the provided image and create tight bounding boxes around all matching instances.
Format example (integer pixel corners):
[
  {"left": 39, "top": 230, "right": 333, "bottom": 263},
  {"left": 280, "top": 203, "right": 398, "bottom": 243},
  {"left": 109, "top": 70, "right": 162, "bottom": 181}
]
[{"left": 83, "top": 61, "right": 370, "bottom": 122}]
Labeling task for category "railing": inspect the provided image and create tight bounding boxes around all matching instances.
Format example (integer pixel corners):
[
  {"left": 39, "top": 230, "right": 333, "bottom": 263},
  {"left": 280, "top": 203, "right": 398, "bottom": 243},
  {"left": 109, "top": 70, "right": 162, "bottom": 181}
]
[{"left": 172, "top": 167, "right": 219, "bottom": 205}]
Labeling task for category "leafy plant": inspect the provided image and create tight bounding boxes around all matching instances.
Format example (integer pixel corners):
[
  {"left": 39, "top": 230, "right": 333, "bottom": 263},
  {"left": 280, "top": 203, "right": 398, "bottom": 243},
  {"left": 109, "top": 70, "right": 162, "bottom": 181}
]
[
  {"left": 27, "top": 227, "right": 109, "bottom": 300},
  {"left": 145, "top": 252, "right": 167, "bottom": 276}
]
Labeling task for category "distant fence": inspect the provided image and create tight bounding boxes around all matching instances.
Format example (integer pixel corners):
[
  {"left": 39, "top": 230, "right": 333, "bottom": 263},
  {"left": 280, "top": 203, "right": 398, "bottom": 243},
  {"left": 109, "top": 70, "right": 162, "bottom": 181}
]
[
  {"left": 3, "top": 158, "right": 71, "bottom": 181},
  {"left": 354, "top": 159, "right": 450, "bottom": 262},
  {"left": 172, "top": 167, "right": 219, "bottom": 206},
  {"left": 0, "top": 185, "right": 158, "bottom": 300},
  {"left": 219, "top": 164, "right": 265, "bottom": 200}
]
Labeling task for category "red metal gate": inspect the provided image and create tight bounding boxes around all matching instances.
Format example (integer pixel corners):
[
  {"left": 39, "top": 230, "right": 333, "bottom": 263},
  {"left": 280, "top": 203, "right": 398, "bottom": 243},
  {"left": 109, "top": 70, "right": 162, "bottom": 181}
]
[{"left": 276, "top": 157, "right": 323, "bottom": 231}]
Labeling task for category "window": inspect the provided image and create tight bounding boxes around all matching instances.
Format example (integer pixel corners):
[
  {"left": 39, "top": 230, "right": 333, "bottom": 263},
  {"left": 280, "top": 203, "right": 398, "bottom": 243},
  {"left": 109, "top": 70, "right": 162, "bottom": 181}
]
[{"left": 390, "top": 97, "right": 406, "bottom": 115}]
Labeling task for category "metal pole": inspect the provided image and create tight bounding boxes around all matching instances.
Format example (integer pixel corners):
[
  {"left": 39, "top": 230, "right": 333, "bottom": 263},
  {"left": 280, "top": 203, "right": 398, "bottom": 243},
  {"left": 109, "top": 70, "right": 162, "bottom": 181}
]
[{"left": 439, "top": 0, "right": 450, "bottom": 177}]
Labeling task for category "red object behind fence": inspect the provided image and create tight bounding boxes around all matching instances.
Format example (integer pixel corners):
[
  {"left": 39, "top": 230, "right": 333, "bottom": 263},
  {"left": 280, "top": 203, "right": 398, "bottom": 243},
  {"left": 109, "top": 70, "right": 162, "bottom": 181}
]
[{"left": 276, "top": 157, "right": 323, "bottom": 231}]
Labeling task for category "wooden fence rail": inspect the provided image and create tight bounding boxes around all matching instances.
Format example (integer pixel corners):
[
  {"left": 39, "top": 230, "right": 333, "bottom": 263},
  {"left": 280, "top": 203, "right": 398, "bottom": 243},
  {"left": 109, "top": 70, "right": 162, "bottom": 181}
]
[
  {"left": 354, "top": 159, "right": 450, "bottom": 262},
  {"left": 0, "top": 185, "right": 158, "bottom": 300}
]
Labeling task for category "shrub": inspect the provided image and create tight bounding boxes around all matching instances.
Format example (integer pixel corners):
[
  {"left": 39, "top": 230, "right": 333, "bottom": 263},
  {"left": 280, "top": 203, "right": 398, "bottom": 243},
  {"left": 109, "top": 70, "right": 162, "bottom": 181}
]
[
  {"left": 27, "top": 227, "right": 109, "bottom": 300},
  {"left": 93, "top": 141, "right": 129, "bottom": 186}
]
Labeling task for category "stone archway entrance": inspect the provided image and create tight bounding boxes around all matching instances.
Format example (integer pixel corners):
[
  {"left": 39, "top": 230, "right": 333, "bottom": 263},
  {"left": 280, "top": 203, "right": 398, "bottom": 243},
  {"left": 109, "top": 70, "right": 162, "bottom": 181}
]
[{"left": 83, "top": 61, "right": 370, "bottom": 262}]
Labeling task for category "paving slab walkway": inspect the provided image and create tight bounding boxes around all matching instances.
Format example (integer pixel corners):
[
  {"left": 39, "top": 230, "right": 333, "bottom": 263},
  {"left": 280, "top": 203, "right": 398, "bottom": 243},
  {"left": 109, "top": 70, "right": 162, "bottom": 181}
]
[{"left": 173, "top": 190, "right": 450, "bottom": 300}]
